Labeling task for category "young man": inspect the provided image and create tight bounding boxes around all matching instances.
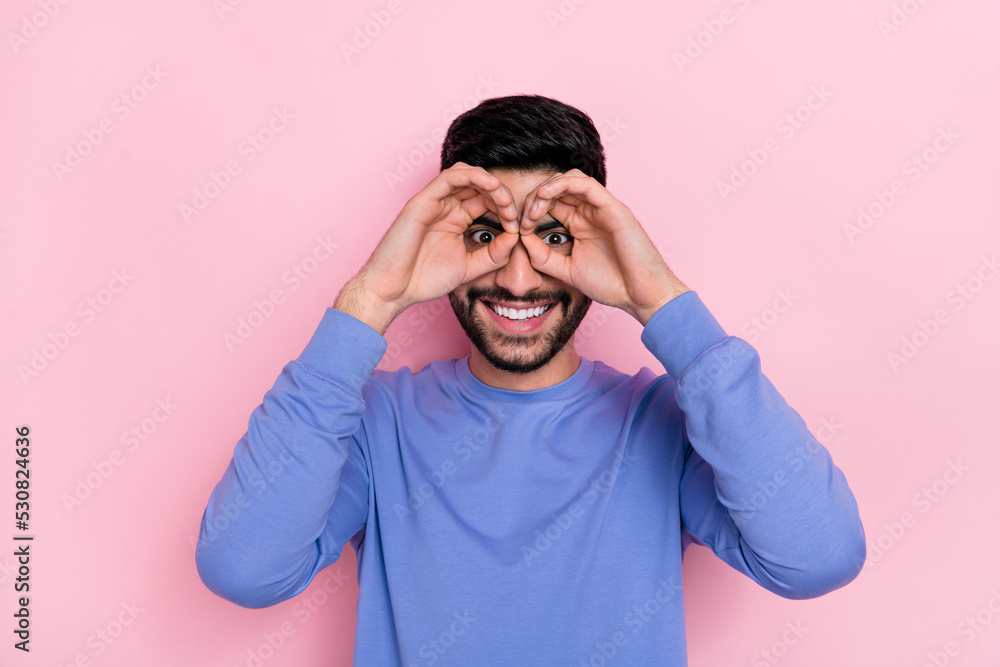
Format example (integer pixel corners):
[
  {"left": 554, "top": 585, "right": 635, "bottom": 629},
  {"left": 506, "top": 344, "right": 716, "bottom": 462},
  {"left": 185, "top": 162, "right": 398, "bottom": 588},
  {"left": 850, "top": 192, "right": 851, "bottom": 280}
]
[{"left": 196, "top": 94, "right": 865, "bottom": 665}]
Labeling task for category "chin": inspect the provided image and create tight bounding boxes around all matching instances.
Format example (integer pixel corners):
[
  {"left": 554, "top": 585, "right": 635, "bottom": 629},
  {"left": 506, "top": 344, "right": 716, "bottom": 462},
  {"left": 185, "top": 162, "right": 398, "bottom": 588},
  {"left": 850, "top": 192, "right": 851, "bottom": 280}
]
[{"left": 448, "top": 285, "right": 592, "bottom": 375}]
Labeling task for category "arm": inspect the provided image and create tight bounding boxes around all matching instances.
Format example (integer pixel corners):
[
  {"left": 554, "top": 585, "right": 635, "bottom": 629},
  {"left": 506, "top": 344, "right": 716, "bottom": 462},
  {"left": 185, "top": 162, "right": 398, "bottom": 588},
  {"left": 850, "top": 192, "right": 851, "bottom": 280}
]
[
  {"left": 519, "top": 171, "right": 864, "bottom": 596},
  {"left": 195, "top": 163, "right": 522, "bottom": 607},
  {"left": 642, "top": 292, "right": 865, "bottom": 598},
  {"left": 195, "top": 309, "right": 384, "bottom": 608}
]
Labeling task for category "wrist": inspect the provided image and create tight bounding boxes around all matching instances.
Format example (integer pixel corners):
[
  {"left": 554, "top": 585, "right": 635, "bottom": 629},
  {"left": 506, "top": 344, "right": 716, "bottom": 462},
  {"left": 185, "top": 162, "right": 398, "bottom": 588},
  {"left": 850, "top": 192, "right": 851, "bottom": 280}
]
[
  {"left": 634, "top": 282, "right": 690, "bottom": 327},
  {"left": 333, "top": 277, "right": 401, "bottom": 336}
]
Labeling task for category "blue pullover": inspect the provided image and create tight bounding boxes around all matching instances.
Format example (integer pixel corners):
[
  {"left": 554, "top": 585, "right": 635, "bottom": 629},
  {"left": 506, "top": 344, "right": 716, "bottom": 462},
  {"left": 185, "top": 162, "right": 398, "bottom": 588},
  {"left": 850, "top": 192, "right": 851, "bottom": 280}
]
[{"left": 196, "top": 291, "right": 865, "bottom": 666}]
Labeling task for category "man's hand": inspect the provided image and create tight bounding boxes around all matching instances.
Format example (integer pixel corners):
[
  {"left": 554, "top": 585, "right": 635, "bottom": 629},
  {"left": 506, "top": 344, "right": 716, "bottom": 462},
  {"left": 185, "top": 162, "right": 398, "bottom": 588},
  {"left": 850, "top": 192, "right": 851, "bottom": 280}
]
[
  {"left": 334, "top": 162, "right": 520, "bottom": 334},
  {"left": 518, "top": 170, "right": 689, "bottom": 326}
]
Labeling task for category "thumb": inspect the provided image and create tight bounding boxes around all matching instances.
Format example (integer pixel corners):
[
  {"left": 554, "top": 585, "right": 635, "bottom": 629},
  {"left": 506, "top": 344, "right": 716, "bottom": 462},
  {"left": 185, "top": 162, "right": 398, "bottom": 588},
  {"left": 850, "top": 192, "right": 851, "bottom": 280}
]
[
  {"left": 520, "top": 234, "right": 572, "bottom": 284},
  {"left": 465, "top": 231, "right": 519, "bottom": 281}
]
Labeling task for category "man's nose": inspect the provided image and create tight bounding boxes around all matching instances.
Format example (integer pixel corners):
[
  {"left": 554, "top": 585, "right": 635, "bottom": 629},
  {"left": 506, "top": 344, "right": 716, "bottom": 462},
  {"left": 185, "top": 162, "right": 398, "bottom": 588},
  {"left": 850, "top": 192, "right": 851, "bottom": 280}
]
[{"left": 494, "top": 236, "right": 544, "bottom": 297}]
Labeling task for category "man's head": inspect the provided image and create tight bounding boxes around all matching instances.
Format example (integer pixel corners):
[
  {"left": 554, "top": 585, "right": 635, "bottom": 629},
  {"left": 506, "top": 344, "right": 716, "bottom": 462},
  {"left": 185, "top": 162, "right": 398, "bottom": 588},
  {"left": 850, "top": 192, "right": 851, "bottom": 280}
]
[{"left": 441, "top": 95, "right": 607, "bottom": 374}]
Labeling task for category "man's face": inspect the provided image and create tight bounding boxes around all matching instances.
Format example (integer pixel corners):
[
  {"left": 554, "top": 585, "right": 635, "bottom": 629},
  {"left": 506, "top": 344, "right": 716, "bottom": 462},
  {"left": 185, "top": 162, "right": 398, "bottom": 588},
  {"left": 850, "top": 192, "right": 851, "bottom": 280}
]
[{"left": 448, "top": 168, "right": 592, "bottom": 374}]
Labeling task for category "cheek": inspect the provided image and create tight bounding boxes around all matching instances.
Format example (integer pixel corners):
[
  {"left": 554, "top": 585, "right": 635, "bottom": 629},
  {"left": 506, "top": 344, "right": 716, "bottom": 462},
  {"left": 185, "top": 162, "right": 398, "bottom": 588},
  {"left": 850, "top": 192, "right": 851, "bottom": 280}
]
[{"left": 447, "top": 290, "right": 471, "bottom": 316}]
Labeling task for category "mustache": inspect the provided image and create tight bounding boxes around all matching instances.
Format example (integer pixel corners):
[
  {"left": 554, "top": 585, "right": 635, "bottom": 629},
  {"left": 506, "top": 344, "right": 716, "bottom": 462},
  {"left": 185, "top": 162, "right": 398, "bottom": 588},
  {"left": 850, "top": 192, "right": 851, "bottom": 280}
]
[{"left": 463, "top": 285, "right": 572, "bottom": 314}]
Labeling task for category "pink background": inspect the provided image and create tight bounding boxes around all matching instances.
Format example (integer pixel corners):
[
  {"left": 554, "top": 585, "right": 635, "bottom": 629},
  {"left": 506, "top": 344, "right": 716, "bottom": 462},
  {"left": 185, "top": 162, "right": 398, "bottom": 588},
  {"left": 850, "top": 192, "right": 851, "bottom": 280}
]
[{"left": 2, "top": 1, "right": 999, "bottom": 665}]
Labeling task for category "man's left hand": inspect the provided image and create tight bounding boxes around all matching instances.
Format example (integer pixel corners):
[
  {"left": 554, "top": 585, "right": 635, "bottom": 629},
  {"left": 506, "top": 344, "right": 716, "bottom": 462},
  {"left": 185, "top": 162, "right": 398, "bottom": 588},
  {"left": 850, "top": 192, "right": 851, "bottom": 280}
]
[{"left": 518, "top": 170, "right": 689, "bottom": 326}]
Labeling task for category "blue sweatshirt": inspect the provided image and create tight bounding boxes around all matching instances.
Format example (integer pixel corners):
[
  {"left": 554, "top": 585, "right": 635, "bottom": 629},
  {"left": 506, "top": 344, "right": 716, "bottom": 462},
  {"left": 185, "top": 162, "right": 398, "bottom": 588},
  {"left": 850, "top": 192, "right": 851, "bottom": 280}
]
[{"left": 196, "top": 291, "right": 865, "bottom": 666}]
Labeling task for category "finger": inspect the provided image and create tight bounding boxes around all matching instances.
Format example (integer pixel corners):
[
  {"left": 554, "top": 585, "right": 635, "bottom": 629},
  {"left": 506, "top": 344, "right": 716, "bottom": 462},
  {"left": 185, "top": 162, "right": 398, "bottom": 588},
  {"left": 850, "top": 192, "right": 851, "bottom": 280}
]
[
  {"left": 520, "top": 172, "right": 575, "bottom": 225},
  {"left": 458, "top": 190, "right": 519, "bottom": 231},
  {"left": 546, "top": 193, "right": 584, "bottom": 208},
  {"left": 533, "top": 197, "right": 585, "bottom": 226},
  {"left": 486, "top": 227, "right": 520, "bottom": 265},
  {"left": 546, "top": 200, "right": 582, "bottom": 227},
  {"left": 453, "top": 184, "right": 515, "bottom": 212},
  {"left": 427, "top": 166, "right": 518, "bottom": 225},
  {"left": 482, "top": 181, "right": 519, "bottom": 231},
  {"left": 520, "top": 233, "right": 573, "bottom": 284},
  {"left": 520, "top": 174, "right": 600, "bottom": 234},
  {"left": 526, "top": 173, "right": 610, "bottom": 219},
  {"left": 434, "top": 164, "right": 500, "bottom": 197},
  {"left": 522, "top": 187, "right": 586, "bottom": 213},
  {"left": 465, "top": 228, "right": 520, "bottom": 280},
  {"left": 451, "top": 186, "right": 481, "bottom": 201},
  {"left": 539, "top": 173, "right": 613, "bottom": 207},
  {"left": 452, "top": 176, "right": 519, "bottom": 231},
  {"left": 518, "top": 197, "right": 585, "bottom": 241},
  {"left": 518, "top": 171, "right": 565, "bottom": 233}
]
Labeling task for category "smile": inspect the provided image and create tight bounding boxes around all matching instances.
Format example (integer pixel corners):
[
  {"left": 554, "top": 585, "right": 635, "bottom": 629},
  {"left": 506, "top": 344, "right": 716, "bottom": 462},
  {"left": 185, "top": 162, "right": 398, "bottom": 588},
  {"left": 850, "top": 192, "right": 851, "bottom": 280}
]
[{"left": 484, "top": 300, "right": 552, "bottom": 321}]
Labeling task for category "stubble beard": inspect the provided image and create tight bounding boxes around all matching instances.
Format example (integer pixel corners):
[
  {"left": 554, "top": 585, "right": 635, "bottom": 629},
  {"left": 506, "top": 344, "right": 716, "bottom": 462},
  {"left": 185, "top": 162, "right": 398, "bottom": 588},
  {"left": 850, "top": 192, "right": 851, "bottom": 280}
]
[{"left": 448, "top": 284, "right": 592, "bottom": 374}]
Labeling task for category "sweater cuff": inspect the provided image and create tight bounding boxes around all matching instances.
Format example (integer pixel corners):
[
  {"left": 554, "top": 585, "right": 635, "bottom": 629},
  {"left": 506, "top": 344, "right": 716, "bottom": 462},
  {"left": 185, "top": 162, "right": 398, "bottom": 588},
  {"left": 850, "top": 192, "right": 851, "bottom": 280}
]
[
  {"left": 640, "top": 291, "right": 730, "bottom": 382},
  {"left": 296, "top": 308, "right": 388, "bottom": 390}
]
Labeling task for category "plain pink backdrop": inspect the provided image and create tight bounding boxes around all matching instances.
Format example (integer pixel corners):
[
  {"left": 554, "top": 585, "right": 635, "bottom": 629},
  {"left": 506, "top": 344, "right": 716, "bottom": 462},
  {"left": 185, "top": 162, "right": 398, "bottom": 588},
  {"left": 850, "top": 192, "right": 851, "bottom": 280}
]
[{"left": 2, "top": 1, "right": 999, "bottom": 665}]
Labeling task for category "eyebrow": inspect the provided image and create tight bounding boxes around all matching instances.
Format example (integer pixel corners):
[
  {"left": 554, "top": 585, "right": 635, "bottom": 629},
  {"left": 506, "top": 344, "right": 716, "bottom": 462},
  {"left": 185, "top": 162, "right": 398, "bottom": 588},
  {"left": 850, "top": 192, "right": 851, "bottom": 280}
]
[{"left": 472, "top": 214, "right": 565, "bottom": 234}]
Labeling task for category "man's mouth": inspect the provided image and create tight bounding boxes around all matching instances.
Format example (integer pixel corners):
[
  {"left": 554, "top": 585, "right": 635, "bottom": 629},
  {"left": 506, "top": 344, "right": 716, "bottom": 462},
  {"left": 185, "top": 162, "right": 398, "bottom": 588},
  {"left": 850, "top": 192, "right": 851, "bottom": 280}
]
[{"left": 482, "top": 298, "right": 554, "bottom": 321}]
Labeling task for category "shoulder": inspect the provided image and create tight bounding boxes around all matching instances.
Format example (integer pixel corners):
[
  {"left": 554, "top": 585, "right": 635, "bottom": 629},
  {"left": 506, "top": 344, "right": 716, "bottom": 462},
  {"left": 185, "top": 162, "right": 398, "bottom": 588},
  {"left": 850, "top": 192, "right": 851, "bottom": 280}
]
[
  {"left": 588, "top": 358, "right": 677, "bottom": 407},
  {"left": 364, "top": 358, "right": 462, "bottom": 402}
]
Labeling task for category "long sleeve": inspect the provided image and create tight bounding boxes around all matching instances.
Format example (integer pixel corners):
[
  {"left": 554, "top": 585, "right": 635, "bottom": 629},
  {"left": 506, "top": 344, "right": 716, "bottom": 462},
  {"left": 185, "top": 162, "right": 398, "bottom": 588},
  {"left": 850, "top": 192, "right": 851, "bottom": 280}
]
[
  {"left": 195, "top": 307, "right": 387, "bottom": 608},
  {"left": 640, "top": 291, "right": 866, "bottom": 599}
]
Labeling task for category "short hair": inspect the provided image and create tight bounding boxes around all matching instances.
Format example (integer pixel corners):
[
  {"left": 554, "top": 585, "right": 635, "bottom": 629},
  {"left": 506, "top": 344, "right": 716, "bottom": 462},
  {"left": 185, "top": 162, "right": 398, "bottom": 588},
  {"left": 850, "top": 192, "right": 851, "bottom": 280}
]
[{"left": 440, "top": 94, "right": 607, "bottom": 186}]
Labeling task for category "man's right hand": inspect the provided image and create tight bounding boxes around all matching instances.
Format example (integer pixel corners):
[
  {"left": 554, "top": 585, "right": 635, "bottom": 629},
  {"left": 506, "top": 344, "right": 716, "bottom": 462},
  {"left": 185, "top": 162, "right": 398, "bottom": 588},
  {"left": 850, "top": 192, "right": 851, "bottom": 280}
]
[{"left": 333, "top": 162, "right": 521, "bottom": 335}]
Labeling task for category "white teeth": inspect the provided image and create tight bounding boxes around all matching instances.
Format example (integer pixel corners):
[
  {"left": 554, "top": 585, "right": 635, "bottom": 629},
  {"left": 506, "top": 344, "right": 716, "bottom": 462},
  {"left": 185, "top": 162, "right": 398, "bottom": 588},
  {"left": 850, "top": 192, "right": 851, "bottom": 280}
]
[{"left": 489, "top": 302, "right": 550, "bottom": 321}]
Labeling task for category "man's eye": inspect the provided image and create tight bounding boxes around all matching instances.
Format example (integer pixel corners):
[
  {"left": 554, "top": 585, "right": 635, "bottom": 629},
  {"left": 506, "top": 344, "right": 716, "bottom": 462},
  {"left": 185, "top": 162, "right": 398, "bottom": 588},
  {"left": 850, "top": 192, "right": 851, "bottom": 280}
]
[
  {"left": 543, "top": 231, "right": 571, "bottom": 246},
  {"left": 469, "top": 229, "right": 495, "bottom": 245}
]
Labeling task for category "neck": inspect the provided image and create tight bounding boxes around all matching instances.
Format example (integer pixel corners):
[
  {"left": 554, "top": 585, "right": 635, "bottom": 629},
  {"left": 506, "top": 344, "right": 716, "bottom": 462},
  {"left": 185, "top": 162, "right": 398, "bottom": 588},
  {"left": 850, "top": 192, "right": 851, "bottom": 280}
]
[{"left": 468, "top": 340, "right": 581, "bottom": 391}]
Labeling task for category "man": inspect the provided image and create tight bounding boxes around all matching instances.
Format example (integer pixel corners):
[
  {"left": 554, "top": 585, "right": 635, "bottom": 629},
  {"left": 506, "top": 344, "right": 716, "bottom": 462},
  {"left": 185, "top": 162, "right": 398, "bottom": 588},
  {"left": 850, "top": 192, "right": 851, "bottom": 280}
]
[{"left": 196, "top": 94, "right": 865, "bottom": 666}]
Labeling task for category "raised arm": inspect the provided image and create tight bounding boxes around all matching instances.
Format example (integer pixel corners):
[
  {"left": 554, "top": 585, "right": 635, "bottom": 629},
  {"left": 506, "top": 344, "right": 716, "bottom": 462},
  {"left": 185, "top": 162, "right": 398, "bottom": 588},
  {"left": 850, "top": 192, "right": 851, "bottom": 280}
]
[
  {"left": 519, "top": 170, "right": 864, "bottom": 596},
  {"left": 195, "top": 313, "right": 382, "bottom": 608},
  {"left": 195, "top": 163, "right": 523, "bottom": 607},
  {"left": 642, "top": 292, "right": 865, "bottom": 597}
]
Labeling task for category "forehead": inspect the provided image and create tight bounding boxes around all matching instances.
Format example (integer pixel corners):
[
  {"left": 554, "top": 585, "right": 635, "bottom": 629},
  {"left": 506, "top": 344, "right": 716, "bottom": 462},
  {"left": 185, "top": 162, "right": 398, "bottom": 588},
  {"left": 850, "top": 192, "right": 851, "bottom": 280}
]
[{"left": 486, "top": 168, "right": 561, "bottom": 197}]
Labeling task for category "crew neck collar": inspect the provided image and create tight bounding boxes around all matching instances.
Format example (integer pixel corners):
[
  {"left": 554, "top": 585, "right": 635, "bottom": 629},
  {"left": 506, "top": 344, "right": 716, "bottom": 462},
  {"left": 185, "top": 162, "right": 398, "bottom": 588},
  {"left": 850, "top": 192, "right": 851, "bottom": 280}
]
[{"left": 454, "top": 355, "right": 595, "bottom": 402}]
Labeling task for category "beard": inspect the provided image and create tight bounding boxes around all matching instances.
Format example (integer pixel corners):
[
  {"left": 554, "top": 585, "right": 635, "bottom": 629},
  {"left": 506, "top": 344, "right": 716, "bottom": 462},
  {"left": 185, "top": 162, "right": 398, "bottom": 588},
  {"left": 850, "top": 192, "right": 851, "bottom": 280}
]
[{"left": 448, "top": 284, "right": 592, "bottom": 374}]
